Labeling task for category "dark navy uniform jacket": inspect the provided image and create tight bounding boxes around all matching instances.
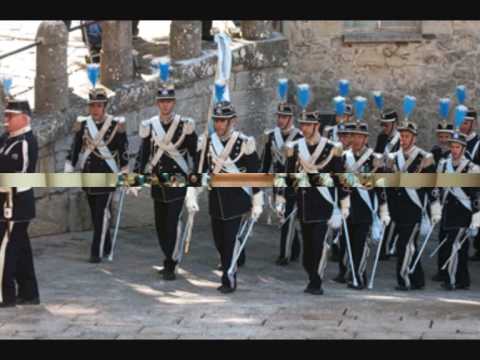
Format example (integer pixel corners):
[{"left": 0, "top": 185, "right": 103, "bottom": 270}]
[{"left": 0, "top": 128, "right": 38, "bottom": 222}]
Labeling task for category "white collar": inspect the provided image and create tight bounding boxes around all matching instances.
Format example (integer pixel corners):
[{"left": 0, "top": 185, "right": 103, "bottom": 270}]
[
  {"left": 8, "top": 126, "right": 32, "bottom": 138},
  {"left": 403, "top": 145, "right": 417, "bottom": 157},
  {"left": 353, "top": 145, "right": 368, "bottom": 157},
  {"left": 466, "top": 132, "right": 478, "bottom": 142}
]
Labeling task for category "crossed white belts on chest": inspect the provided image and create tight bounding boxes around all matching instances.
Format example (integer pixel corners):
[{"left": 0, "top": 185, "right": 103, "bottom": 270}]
[{"left": 209, "top": 145, "right": 245, "bottom": 173}]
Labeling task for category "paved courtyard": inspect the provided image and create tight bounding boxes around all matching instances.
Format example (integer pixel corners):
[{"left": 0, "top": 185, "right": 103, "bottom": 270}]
[{"left": 1, "top": 207, "right": 480, "bottom": 339}]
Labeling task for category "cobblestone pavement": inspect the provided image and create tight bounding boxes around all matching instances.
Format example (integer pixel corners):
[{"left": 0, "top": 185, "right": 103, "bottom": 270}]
[{"left": 1, "top": 204, "right": 480, "bottom": 339}]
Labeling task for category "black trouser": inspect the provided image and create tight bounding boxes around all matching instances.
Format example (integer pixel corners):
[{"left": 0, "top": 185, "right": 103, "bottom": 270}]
[
  {"left": 338, "top": 230, "right": 347, "bottom": 275},
  {"left": 444, "top": 228, "right": 470, "bottom": 287},
  {"left": 0, "top": 222, "right": 39, "bottom": 304},
  {"left": 153, "top": 199, "right": 184, "bottom": 273},
  {"left": 437, "top": 227, "right": 449, "bottom": 280},
  {"left": 279, "top": 196, "right": 300, "bottom": 260},
  {"left": 301, "top": 221, "right": 328, "bottom": 290},
  {"left": 86, "top": 193, "right": 113, "bottom": 258},
  {"left": 396, "top": 224, "right": 425, "bottom": 288},
  {"left": 211, "top": 216, "right": 243, "bottom": 288},
  {"left": 348, "top": 222, "right": 370, "bottom": 286}
]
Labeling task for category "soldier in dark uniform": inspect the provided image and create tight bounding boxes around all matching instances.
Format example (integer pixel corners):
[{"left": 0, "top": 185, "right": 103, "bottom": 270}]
[
  {"left": 323, "top": 103, "right": 353, "bottom": 146},
  {"left": 374, "top": 109, "right": 401, "bottom": 261},
  {"left": 285, "top": 107, "right": 349, "bottom": 295},
  {"left": 195, "top": 101, "right": 263, "bottom": 294},
  {"left": 0, "top": 100, "right": 40, "bottom": 307},
  {"left": 435, "top": 123, "right": 480, "bottom": 290},
  {"left": 261, "top": 102, "right": 303, "bottom": 266},
  {"left": 335, "top": 99, "right": 391, "bottom": 289},
  {"left": 457, "top": 109, "right": 480, "bottom": 261},
  {"left": 430, "top": 101, "right": 453, "bottom": 282},
  {"left": 385, "top": 100, "right": 438, "bottom": 291},
  {"left": 134, "top": 81, "right": 198, "bottom": 281},
  {"left": 65, "top": 88, "right": 129, "bottom": 263}
]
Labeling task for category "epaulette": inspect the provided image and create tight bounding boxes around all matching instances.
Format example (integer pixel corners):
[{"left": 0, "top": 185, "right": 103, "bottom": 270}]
[
  {"left": 139, "top": 119, "right": 152, "bottom": 138},
  {"left": 242, "top": 136, "right": 256, "bottom": 155},
  {"left": 372, "top": 152, "right": 384, "bottom": 169},
  {"left": 419, "top": 151, "right": 434, "bottom": 170},
  {"left": 73, "top": 116, "right": 88, "bottom": 132},
  {"left": 330, "top": 141, "right": 343, "bottom": 157},
  {"left": 113, "top": 116, "right": 126, "bottom": 133},
  {"left": 181, "top": 117, "right": 195, "bottom": 135}
]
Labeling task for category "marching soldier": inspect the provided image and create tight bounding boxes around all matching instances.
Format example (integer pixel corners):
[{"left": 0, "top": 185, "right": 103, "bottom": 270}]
[
  {"left": 385, "top": 96, "right": 439, "bottom": 291},
  {"left": 285, "top": 84, "right": 350, "bottom": 295},
  {"left": 435, "top": 111, "right": 480, "bottom": 290},
  {"left": 195, "top": 98, "right": 263, "bottom": 294},
  {"left": 335, "top": 97, "right": 391, "bottom": 289},
  {"left": 0, "top": 99, "right": 40, "bottom": 307},
  {"left": 134, "top": 69, "right": 198, "bottom": 281},
  {"left": 456, "top": 108, "right": 480, "bottom": 261},
  {"left": 323, "top": 103, "right": 353, "bottom": 146},
  {"left": 374, "top": 107, "right": 401, "bottom": 261},
  {"left": 261, "top": 79, "right": 303, "bottom": 266},
  {"left": 65, "top": 88, "right": 129, "bottom": 263},
  {"left": 430, "top": 99, "right": 453, "bottom": 282}
]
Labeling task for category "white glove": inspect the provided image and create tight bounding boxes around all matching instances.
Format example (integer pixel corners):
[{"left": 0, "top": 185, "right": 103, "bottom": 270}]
[
  {"left": 64, "top": 161, "right": 74, "bottom": 173},
  {"left": 126, "top": 187, "right": 140, "bottom": 197},
  {"left": 275, "top": 195, "right": 286, "bottom": 219},
  {"left": 470, "top": 211, "right": 480, "bottom": 229},
  {"left": 340, "top": 196, "right": 350, "bottom": 219},
  {"left": 328, "top": 207, "right": 342, "bottom": 229},
  {"left": 185, "top": 187, "right": 200, "bottom": 213},
  {"left": 430, "top": 200, "right": 442, "bottom": 225},
  {"left": 251, "top": 191, "right": 264, "bottom": 221},
  {"left": 379, "top": 203, "right": 391, "bottom": 226}
]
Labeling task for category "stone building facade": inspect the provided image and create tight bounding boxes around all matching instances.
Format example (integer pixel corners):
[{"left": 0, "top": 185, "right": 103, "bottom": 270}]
[{"left": 283, "top": 20, "right": 480, "bottom": 148}]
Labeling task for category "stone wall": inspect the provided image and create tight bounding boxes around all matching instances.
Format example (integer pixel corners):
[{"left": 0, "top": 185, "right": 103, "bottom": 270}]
[
  {"left": 29, "top": 33, "right": 288, "bottom": 237},
  {"left": 283, "top": 20, "right": 480, "bottom": 149}
]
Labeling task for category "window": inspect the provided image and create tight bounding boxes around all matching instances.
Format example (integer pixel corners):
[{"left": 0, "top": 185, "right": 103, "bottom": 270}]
[{"left": 343, "top": 21, "right": 423, "bottom": 43}]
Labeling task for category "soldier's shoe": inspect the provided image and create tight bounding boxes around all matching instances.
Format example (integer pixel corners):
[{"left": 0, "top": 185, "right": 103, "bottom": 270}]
[
  {"left": 304, "top": 287, "right": 324, "bottom": 295},
  {"left": 275, "top": 257, "right": 289, "bottom": 266},
  {"left": 347, "top": 282, "right": 364, "bottom": 290},
  {"left": 219, "top": 285, "right": 236, "bottom": 294},
  {"left": 441, "top": 283, "right": 455, "bottom": 291},
  {"left": 88, "top": 255, "right": 101, "bottom": 264},
  {"left": 16, "top": 297, "right": 40, "bottom": 306},
  {"left": 162, "top": 271, "right": 176, "bottom": 281},
  {"left": 332, "top": 273, "right": 346, "bottom": 284},
  {"left": 0, "top": 301, "right": 16, "bottom": 308},
  {"left": 411, "top": 284, "right": 425, "bottom": 290},
  {"left": 431, "top": 273, "right": 444, "bottom": 282},
  {"left": 455, "top": 284, "right": 470, "bottom": 290},
  {"left": 395, "top": 285, "right": 410, "bottom": 291}
]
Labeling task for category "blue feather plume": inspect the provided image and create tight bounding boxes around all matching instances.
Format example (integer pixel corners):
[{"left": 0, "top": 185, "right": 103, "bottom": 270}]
[
  {"left": 354, "top": 96, "right": 368, "bottom": 120},
  {"left": 277, "top": 78, "right": 288, "bottom": 103},
  {"left": 338, "top": 79, "right": 349, "bottom": 98},
  {"left": 297, "top": 84, "right": 310, "bottom": 110},
  {"left": 334, "top": 96, "right": 345, "bottom": 117},
  {"left": 456, "top": 85, "right": 466, "bottom": 105},
  {"left": 87, "top": 64, "right": 100, "bottom": 88},
  {"left": 2, "top": 76, "right": 12, "bottom": 96},
  {"left": 403, "top": 95, "right": 416, "bottom": 119},
  {"left": 439, "top": 98, "right": 450, "bottom": 119},
  {"left": 454, "top": 105, "right": 468, "bottom": 130},
  {"left": 372, "top": 91, "right": 384, "bottom": 111},
  {"left": 214, "top": 80, "right": 226, "bottom": 103},
  {"left": 159, "top": 58, "right": 170, "bottom": 82}
]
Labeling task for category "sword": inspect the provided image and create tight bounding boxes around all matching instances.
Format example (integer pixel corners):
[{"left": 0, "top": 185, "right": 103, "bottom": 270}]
[
  {"left": 367, "top": 223, "right": 386, "bottom": 290},
  {"left": 441, "top": 229, "right": 469, "bottom": 270},
  {"left": 408, "top": 221, "right": 437, "bottom": 274},
  {"left": 183, "top": 212, "right": 196, "bottom": 255},
  {"left": 429, "top": 235, "right": 450, "bottom": 258},
  {"left": 342, "top": 215, "right": 358, "bottom": 287},
  {"left": 107, "top": 187, "right": 127, "bottom": 261},
  {"left": 283, "top": 206, "right": 298, "bottom": 260},
  {"left": 385, "top": 221, "right": 396, "bottom": 255},
  {"left": 227, "top": 217, "right": 256, "bottom": 284},
  {"left": 99, "top": 192, "right": 114, "bottom": 260}
]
